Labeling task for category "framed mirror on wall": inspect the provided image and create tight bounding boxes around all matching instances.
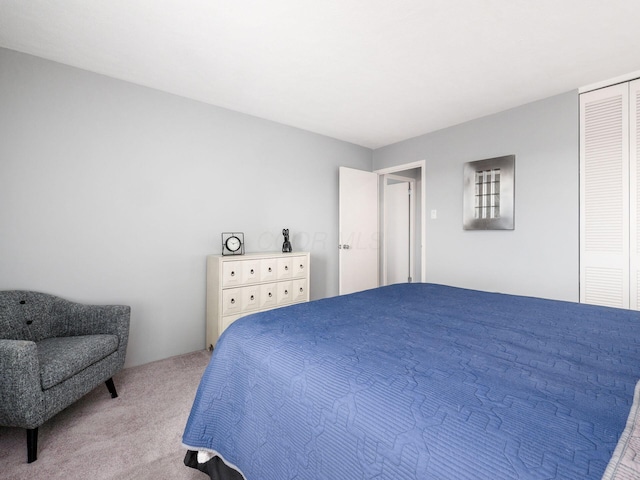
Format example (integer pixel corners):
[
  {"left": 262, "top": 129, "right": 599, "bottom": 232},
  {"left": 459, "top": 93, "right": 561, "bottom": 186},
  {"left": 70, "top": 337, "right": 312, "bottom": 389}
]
[{"left": 463, "top": 155, "right": 515, "bottom": 230}]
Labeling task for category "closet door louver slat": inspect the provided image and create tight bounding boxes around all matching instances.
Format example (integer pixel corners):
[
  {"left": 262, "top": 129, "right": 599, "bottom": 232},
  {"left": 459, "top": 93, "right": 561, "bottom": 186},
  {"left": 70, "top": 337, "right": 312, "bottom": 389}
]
[{"left": 580, "top": 83, "right": 629, "bottom": 308}]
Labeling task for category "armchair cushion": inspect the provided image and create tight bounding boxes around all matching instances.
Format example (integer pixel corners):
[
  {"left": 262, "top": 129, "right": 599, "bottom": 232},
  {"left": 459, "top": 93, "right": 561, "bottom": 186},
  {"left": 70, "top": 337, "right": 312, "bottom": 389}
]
[{"left": 37, "top": 335, "right": 119, "bottom": 390}]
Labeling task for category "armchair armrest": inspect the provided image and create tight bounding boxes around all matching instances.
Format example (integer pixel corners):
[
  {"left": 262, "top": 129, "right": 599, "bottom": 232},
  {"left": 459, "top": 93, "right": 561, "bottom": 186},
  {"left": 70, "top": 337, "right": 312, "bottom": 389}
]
[
  {"left": 0, "top": 339, "right": 44, "bottom": 428},
  {"left": 61, "top": 301, "right": 130, "bottom": 338}
]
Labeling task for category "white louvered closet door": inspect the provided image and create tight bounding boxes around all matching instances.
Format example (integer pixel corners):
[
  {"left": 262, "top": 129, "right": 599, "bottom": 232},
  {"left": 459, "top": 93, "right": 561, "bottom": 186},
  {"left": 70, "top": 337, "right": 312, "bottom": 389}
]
[
  {"left": 630, "top": 79, "right": 640, "bottom": 309},
  {"left": 580, "top": 83, "right": 629, "bottom": 308}
]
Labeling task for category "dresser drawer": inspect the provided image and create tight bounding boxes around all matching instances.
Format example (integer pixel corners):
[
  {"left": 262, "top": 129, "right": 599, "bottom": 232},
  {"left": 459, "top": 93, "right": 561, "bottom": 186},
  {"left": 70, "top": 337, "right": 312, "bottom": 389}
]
[
  {"left": 292, "top": 278, "right": 307, "bottom": 303},
  {"left": 221, "top": 314, "right": 243, "bottom": 334},
  {"left": 292, "top": 255, "right": 308, "bottom": 278},
  {"left": 277, "top": 257, "right": 293, "bottom": 279},
  {"left": 260, "top": 283, "right": 277, "bottom": 309},
  {"left": 277, "top": 280, "right": 293, "bottom": 305},
  {"left": 241, "top": 285, "right": 260, "bottom": 311},
  {"left": 260, "top": 258, "right": 277, "bottom": 282},
  {"left": 242, "top": 260, "right": 260, "bottom": 284},
  {"left": 222, "top": 288, "right": 243, "bottom": 315},
  {"left": 222, "top": 262, "right": 243, "bottom": 287}
]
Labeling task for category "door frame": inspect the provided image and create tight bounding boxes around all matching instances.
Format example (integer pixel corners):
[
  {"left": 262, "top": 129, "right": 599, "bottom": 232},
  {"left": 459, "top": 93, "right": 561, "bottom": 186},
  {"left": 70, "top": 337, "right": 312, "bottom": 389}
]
[
  {"left": 382, "top": 174, "right": 416, "bottom": 285},
  {"left": 374, "top": 160, "right": 427, "bottom": 282}
]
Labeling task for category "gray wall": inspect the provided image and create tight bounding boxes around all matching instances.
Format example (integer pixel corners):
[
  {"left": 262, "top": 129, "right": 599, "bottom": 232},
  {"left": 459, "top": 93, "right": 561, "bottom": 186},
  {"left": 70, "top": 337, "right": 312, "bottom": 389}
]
[
  {"left": 373, "top": 91, "right": 579, "bottom": 302},
  {"left": 0, "top": 48, "right": 372, "bottom": 367}
]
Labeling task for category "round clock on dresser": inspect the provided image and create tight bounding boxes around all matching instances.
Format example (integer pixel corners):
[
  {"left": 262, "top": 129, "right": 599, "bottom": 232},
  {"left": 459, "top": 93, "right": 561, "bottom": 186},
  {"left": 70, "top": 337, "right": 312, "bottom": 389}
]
[{"left": 221, "top": 232, "right": 244, "bottom": 256}]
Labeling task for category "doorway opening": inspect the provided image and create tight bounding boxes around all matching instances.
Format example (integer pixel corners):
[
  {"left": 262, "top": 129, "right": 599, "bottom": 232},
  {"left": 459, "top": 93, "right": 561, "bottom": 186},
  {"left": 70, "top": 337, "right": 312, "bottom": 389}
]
[
  {"left": 375, "top": 160, "right": 426, "bottom": 286},
  {"left": 383, "top": 174, "right": 415, "bottom": 284}
]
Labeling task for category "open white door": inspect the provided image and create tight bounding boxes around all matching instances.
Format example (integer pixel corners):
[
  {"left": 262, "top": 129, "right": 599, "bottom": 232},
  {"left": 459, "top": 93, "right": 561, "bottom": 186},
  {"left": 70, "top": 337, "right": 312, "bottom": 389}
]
[{"left": 339, "top": 167, "right": 379, "bottom": 295}]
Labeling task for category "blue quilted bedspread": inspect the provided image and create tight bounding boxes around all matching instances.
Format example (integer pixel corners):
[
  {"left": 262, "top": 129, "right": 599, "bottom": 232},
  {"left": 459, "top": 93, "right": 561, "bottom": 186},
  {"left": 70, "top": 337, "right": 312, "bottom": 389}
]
[{"left": 182, "top": 284, "right": 640, "bottom": 479}]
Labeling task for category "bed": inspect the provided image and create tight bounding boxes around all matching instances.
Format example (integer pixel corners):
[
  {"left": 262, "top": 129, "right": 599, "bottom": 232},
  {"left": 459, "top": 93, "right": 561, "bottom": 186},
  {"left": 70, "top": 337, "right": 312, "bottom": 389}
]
[{"left": 182, "top": 283, "right": 640, "bottom": 479}]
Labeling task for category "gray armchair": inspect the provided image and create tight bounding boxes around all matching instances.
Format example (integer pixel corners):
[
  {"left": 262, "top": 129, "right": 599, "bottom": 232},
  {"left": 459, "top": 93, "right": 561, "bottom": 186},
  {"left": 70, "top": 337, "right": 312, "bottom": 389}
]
[{"left": 0, "top": 290, "right": 130, "bottom": 463}]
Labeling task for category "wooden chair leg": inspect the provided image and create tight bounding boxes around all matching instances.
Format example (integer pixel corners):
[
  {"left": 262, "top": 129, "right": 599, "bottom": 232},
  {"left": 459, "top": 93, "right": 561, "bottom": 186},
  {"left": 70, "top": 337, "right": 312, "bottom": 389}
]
[
  {"left": 105, "top": 377, "right": 118, "bottom": 398},
  {"left": 27, "top": 427, "right": 38, "bottom": 463}
]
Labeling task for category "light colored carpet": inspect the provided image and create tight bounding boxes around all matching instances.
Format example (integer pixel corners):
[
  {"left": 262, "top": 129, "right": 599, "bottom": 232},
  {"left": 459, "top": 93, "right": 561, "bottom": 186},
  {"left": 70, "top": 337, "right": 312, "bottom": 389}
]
[{"left": 0, "top": 349, "right": 212, "bottom": 480}]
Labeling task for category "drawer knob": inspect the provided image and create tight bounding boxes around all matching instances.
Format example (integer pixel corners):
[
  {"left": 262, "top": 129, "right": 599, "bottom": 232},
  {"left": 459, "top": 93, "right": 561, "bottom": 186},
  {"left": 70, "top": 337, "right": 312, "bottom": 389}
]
[
  {"left": 230, "top": 298, "right": 235, "bottom": 304},
  {"left": 268, "top": 267, "right": 272, "bottom": 272},
  {"left": 285, "top": 265, "right": 289, "bottom": 271},
  {"left": 299, "top": 264, "right": 304, "bottom": 269},
  {"left": 268, "top": 292, "right": 273, "bottom": 297},
  {"left": 250, "top": 295, "right": 255, "bottom": 300},
  {"left": 284, "top": 289, "right": 288, "bottom": 295},
  {"left": 299, "top": 287, "right": 303, "bottom": 293},
  {"left": 250, "top": 269, "right": 254, "bottom": 274},
  {"left": 231, "top": 271, "right": 235, "bottom": 277}
]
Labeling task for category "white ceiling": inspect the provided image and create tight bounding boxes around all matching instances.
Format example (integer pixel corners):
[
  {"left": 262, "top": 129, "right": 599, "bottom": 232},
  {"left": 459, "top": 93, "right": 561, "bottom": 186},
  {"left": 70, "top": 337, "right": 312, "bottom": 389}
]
[{"left": 1, "top": 0, "right": 639, "bottom": 149}]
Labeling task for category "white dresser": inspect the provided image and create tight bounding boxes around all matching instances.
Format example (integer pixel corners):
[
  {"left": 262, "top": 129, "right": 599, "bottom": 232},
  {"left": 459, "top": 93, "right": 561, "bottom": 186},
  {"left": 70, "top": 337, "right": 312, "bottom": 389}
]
[{"left": 206, "top": 252, "right": 310, "bottom": 350}]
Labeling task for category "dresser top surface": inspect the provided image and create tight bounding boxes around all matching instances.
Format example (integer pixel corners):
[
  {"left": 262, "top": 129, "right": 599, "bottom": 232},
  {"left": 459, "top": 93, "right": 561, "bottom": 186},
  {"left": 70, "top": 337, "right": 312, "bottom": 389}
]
[{"left": 209, "top": 252, "right": 309, "bottom": 260}]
